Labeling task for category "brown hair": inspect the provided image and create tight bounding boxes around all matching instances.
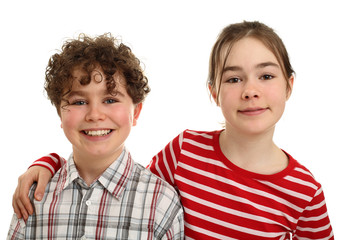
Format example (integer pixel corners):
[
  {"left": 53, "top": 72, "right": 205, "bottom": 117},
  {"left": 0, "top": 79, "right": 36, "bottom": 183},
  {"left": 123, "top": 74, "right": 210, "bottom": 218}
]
[
  {"left": 208, "top": 21, "right": 294, "bottom": 101},
  {"left": 45, "top": 33, "right": 150, "bottom": 114}
]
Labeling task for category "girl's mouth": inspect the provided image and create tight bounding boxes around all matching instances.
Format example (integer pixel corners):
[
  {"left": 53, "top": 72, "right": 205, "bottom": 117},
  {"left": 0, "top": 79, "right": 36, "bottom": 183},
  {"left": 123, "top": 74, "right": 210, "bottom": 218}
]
[{"left": 238, "top": 108, "right": 268, "bottom": 116}]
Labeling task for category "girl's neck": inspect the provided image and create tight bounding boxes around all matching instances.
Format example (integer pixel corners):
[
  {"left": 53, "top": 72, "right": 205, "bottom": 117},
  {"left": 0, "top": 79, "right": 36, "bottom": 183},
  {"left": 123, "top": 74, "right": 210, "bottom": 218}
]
[{"left": 219, "top": 127, "right": 288, "bottom": 175}]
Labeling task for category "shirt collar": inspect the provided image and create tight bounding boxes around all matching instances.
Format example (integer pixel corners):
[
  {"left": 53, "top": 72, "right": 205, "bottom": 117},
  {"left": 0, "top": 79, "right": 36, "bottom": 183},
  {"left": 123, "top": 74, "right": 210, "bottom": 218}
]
[{"left": 55, "top": 148, "right": 134, "bottom": 199}]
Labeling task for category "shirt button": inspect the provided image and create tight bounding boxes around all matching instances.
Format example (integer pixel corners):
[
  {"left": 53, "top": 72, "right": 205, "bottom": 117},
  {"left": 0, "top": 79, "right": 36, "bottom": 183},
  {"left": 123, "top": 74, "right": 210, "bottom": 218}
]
[{"left": 86, "top": 200, "right": 91, "bottom": 206}]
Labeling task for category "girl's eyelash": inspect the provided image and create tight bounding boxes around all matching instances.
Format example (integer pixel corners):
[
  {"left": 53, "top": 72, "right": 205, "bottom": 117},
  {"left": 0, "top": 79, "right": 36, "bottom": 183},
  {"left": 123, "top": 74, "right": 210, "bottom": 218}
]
[
  {"left": 226, "top": 77, "right": 242, "bottom": 83},
  {"left": 260, "top": 74, "right": 274, "bottom": 80}
]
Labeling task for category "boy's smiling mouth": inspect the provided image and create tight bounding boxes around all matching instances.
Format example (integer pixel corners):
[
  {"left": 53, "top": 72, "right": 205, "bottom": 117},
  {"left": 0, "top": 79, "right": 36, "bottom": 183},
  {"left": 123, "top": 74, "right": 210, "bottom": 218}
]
[{"left": 83, "top": 129, "right": 112, "bottom": 136}]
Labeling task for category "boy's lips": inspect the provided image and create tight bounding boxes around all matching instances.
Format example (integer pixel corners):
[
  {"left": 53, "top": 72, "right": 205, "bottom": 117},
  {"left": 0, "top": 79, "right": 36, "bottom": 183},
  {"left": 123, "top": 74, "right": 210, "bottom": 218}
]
[{"left": 82, "top": 129, "right": 113, "bottom": 136}]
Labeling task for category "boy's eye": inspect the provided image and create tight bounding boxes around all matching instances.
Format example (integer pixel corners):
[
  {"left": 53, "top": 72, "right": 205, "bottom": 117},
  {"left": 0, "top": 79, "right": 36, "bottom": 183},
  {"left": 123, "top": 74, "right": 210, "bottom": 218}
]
[
  {"left": 71, "top": 100, "right": 87, "bottom": 105},
  {"left": 260, "top": 74, "right": 274, "bottom": 80},
  {"left": 104, "top": 98, "right": 118, "bottom": 104}
]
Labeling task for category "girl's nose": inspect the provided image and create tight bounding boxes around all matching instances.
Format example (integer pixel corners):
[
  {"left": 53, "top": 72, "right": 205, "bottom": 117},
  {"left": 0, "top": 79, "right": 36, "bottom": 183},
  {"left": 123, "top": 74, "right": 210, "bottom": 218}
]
[{"left": 242, "top": 81, "right": 260, "bottom": 100}]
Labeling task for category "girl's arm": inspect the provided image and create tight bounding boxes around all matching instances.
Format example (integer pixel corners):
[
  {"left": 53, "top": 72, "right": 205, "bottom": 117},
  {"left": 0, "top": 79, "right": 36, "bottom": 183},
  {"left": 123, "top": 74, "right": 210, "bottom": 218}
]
[
  {"left": 295, "top": 187, "right": 334, "bottom": 239},
  {"left": 12, "top": 153, "right": 64, "bottom": 220}
]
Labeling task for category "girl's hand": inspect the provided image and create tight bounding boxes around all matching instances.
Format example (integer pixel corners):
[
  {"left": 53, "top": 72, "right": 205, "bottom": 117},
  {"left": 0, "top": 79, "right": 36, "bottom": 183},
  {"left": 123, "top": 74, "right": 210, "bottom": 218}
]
[{"left": 12, "top": 166, "right": 52, "bottom": 221}]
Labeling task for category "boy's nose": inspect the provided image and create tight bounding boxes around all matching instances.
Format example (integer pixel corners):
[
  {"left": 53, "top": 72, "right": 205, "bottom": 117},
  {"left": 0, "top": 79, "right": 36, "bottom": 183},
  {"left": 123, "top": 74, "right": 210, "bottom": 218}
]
[{"left": 85, "top": 104, "right": 106, "bottom": 122}]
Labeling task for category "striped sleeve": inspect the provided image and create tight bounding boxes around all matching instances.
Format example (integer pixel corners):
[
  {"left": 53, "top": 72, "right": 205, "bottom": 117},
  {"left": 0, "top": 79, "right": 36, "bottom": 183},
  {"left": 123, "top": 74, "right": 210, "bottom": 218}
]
[
  {"left": 148, "top": 132, "right": 183, "bottom": 186},
  {"left": 295, "top": 187, "right": 334, "bottom": 239},
  {"left": 30, "top": 153, "right": 65, "bottom": 176}
]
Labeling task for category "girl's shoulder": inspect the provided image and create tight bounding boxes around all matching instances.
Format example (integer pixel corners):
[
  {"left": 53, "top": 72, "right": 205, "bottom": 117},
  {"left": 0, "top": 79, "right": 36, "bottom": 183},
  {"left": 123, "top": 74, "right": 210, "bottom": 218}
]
[
  {"left": 284, "top": 151, "right": 322, "bottom": 189},
  {"left": 176, "top": 129, "right": 222, "bottom": 153},
  {"left": 182, "top": 129, "right": 222, "bottom": 141}
]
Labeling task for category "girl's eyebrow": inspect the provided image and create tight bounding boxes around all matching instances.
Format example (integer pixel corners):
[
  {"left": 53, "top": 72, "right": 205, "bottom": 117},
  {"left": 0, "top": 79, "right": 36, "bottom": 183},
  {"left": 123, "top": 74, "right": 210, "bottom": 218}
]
[
  {"left": 255, "top": 61, "right": 280, "bottom": 69},
  {"left": 223, "top": 61, "right": 280, "bottom": 73},
  {"left": 223, "top": 65, "right": 243, "bottom": 73}
]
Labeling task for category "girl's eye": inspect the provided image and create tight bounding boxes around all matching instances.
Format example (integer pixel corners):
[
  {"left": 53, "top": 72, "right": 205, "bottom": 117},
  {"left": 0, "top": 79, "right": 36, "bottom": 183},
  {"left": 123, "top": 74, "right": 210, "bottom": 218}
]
[
  {"left": 261, "top": 74, "right": 274, "bottom": 80},
  {"left": 227, "top": 78, "right": 242, "bottom": 83}
]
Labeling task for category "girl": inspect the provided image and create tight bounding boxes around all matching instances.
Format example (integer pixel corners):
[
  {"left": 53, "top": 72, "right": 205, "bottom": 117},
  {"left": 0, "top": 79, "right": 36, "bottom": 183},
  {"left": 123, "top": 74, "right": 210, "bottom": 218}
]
[{"left": 12, "top": 21, "right": 334, "bottom": 239}]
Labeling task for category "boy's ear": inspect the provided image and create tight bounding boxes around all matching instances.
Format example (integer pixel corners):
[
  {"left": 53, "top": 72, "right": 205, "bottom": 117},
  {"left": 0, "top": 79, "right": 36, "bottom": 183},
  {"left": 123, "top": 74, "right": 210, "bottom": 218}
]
[{"left": 132, "top": 102, "right": 143, "bottom": 126}]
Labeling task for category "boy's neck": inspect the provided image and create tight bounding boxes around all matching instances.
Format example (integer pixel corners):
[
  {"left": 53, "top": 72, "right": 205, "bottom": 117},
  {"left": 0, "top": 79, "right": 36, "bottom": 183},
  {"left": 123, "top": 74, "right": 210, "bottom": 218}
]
[
  {"left": 219, "top": 128, "right": 288, "bottom": 175},
  {"left": 72, "top": 149, "right": 124, "bottom": 186}
]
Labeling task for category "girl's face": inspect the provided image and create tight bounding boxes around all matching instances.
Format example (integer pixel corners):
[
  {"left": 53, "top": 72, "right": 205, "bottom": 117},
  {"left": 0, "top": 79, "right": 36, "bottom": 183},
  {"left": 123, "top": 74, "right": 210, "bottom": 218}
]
[{"left": 211, "top": 37, "right": 293, "bottom": 137}]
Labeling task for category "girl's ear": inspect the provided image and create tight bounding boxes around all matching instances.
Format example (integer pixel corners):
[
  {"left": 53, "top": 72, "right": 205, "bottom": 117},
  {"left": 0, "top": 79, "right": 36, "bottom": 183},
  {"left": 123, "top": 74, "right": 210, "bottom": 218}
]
[
  {"left": 286, "top": 75, "right": 295, "bottom": 100},
  {"left": 208, "top": 84, "right": 219, "bottom": 105},
  {"left": 132, "top": 102, "right": 143, "bottom": 126}
]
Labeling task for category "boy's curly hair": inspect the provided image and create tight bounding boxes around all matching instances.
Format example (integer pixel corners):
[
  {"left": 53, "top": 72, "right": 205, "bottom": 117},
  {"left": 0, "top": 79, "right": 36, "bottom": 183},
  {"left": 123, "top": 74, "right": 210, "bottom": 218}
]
[{"left": 45, "top": 33, "right": 150, "bottom": 114}]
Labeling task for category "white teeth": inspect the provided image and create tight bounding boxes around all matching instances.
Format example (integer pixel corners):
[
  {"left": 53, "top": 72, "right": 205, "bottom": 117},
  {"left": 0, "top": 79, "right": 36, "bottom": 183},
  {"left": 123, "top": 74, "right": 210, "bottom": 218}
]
[{"left": 84, "top": 130, "right": 111, "bottom": 136}]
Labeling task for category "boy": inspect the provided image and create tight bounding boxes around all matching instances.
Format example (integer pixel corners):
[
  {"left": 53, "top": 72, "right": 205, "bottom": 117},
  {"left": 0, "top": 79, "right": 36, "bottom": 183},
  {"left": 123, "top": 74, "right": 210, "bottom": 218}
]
[{"left": 8, "top": 33, "right": 184, "bottom": 239}]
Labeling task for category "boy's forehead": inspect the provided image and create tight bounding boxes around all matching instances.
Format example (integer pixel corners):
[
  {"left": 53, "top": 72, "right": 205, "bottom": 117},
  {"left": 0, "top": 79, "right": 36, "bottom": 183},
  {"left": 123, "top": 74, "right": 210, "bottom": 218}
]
[
  {"left": 71, "top": 67, "right": 126, "bottom": 83},
  {"left": 68, "top": 67, "right": 127, "bottom": 93}
]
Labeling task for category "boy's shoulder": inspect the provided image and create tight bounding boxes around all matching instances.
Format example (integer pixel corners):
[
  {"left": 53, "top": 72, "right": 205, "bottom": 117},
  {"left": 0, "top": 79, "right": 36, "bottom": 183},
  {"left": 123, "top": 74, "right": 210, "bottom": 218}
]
[{"left": 132, "top": 162, "right": 179, "bottom": 197}]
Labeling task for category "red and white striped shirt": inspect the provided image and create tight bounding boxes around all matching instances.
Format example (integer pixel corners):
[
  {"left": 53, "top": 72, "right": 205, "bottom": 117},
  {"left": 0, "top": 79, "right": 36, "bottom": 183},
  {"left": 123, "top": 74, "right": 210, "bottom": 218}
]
[
  {"left": 23, "top": 129, "right": 334, "bottom": 239},
  {"left": 149, "top": 130, "right": 334, "bottom": 240}
]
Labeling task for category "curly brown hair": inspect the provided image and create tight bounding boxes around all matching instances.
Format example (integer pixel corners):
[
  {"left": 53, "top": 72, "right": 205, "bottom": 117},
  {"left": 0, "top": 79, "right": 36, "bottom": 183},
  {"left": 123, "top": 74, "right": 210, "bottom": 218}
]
[{"left": 45, "top": 33, "right": 150, "bottom": 114}]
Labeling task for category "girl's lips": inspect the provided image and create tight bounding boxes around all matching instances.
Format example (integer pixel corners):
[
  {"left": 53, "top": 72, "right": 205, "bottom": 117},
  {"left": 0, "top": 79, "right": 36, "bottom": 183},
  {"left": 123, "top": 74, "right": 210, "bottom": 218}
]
[{"left": 238, "top": 108, "right": 268, "bottom": 116}]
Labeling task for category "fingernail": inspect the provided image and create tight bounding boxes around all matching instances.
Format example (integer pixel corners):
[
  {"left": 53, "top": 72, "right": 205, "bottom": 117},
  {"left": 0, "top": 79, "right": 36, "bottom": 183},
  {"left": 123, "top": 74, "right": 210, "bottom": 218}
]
[{"left": 35, "top": 193, "right": 43, "bottom": 200}]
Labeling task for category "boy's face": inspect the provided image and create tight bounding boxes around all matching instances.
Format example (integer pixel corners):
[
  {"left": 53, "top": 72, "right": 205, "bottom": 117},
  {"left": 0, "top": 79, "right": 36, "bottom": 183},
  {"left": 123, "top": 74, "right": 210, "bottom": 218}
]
[{"left": 59, "top": 67, "right": 142, "bottom": 162}]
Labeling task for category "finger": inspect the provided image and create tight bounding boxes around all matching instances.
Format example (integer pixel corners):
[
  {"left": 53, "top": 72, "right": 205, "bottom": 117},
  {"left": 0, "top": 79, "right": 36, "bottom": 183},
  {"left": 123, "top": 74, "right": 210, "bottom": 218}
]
[
  {"left": 12, "top": 176, "right": 31, "bottom": 219},
  {"left": 12, "top": 194, "right": 23, "bottom": 219},
  {"left": 34, "top": 172, "right": 50, "bottom": 201},
  {"left": 17, "top": 175, "right": 35, "bottom": 216},
  {"left": 13, "top": 195, "right": 29, "bottom": 220}
]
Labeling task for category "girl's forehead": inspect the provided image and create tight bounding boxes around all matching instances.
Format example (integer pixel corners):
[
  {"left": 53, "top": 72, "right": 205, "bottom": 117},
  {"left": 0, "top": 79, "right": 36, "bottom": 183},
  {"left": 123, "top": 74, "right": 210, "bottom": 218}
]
[{"left": 223, "top": 37, "right": 279, "bottom": 67}]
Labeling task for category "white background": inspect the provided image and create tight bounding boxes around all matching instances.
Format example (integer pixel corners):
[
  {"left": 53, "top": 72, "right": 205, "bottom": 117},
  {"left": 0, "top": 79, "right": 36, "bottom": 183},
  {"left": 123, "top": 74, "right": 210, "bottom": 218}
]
[{"left": 1, "top": 0, "right": 359, "bottom": 238}]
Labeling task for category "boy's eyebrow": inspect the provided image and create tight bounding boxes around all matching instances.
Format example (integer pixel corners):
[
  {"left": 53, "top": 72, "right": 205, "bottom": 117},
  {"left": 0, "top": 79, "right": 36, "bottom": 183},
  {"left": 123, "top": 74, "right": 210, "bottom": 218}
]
[
  {"left": 223, "top": 61, "right": 280, "bottom": 73},
  {"left": 108, "top": 89, "right": 125, "bottom": 97},
  {"left": 65, "top": 89, "right": 126, "bottom": 98},
  {"left": 65, "top": 90, "right": 85, "bottom": 98}
]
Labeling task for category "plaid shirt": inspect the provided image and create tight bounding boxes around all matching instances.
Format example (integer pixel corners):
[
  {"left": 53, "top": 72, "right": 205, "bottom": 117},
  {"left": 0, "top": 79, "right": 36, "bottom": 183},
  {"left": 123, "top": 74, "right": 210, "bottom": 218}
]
[{"left": 8, "top": 149, "right": 184, "bottom": 240}]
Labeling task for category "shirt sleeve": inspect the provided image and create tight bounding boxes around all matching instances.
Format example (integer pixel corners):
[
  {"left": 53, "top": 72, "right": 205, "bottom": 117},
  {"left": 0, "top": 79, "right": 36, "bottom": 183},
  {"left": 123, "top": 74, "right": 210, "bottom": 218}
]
[
  {"left": 161, "top": 207, "right": 184, "bottom": 240},
  {"left": 294, "top": 187, "right": 334, "bottom": 239},
  {"left": 155, "top": 180, "right": 184, "bottom": 240},
  {"left": 30, "top": 153, "right": 66, "bottom": 176},
  {"left": 7, "top": 214, "right": 26, "bottom": 239},
  {"left": 148, "top": 132, "right": 183, "bottom": 187}
]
